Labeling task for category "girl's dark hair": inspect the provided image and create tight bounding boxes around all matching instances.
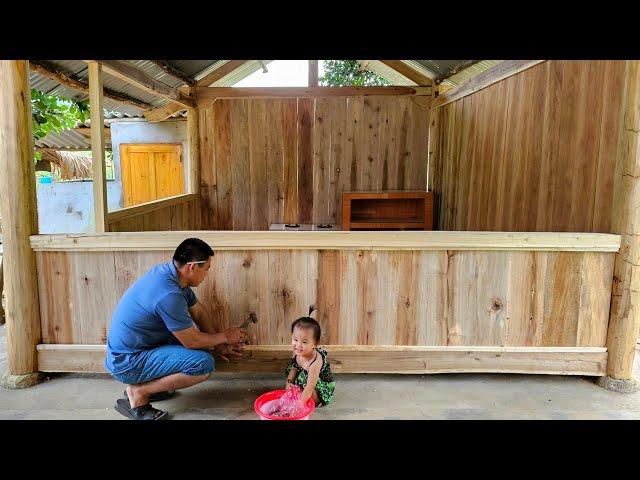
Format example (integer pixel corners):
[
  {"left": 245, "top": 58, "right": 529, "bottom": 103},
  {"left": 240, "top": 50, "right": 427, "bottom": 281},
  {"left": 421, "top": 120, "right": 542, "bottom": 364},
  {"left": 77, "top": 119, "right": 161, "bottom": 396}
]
[{"left": 291, "top": 306, "right": 321, "bottom": 343}]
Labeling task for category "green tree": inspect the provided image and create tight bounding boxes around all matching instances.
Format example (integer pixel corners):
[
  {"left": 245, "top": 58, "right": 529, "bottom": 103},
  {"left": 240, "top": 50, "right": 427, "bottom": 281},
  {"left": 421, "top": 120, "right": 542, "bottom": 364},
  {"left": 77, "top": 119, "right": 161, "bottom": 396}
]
[
  {"left": 31, "top": 89, "right": 90, "bottom": 141},
  {"left": 319, "top": 60, "right": 390, "bottom": 87}
]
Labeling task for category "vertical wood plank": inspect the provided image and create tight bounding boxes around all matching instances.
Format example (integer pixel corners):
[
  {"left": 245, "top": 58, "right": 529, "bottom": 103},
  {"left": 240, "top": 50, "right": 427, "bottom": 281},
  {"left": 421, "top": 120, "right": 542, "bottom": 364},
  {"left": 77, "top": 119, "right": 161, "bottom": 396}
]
[
  {"left": 230, "top": 99, "right": 251, "bottom": 230},
  {"left": 282, "top": 99, "right": 298, "bottom": 224},
  {"left": 297, "top": 98, "right": 314, "bottom": 223},
  {"left": 249, "top": 100, "right": 269, "bottom": 229},
  {"left": 213, "top": 100, "right": 233, "bottom": 230},
  {"left": 266, "top": 100, "right": 284, "bottom": 225},
  {"left": 198, "top": 105, "right": 219, "bottom": 229},
  {"left": 37, "top": 252, "right": 73, "bottom": 344}
]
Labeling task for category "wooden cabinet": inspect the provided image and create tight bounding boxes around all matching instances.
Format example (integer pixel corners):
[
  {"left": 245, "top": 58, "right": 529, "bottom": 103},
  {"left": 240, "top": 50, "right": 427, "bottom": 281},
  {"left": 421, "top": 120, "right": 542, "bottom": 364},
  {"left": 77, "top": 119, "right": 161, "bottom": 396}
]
[{"left": 341, "top": 191, "right": 434, "bottom": 231}]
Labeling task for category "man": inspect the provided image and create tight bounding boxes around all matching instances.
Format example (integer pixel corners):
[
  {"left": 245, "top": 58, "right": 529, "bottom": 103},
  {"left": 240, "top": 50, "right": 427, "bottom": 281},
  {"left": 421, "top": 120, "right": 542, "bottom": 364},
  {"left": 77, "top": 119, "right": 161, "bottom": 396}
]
[{"left": 105, "top": 237, "right": 247, "bottom": 420}]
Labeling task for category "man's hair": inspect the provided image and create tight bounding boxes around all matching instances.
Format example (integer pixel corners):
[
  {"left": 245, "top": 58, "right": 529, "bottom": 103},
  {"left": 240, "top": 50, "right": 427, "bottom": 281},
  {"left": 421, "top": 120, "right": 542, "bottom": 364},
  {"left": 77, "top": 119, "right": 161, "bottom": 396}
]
[
  {"left": 291, "top": 306, "right": 321, "bottom": 343},
  {"left": 173, "top": 238, "right": 214, "bottom": 267}
]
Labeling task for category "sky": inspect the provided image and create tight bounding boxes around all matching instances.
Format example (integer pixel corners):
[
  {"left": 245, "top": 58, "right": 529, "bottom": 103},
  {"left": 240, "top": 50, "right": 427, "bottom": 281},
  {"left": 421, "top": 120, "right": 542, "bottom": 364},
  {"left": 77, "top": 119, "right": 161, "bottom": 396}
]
[{"left": 234, "top": 60, "right": 326, "bottom": 87}]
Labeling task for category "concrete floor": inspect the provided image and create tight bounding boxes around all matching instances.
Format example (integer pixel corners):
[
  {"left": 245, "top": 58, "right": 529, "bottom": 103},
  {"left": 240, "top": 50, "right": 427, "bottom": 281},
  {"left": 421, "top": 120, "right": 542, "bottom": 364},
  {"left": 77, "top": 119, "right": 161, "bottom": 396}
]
[{"left": 2, "top": 323, "right": 640, "bottom": 419}]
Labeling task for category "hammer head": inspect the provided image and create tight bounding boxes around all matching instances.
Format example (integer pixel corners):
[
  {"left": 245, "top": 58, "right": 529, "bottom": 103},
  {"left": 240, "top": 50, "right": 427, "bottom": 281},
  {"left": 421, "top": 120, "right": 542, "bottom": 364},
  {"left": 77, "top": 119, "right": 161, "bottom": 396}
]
[{"left": 240, "top": 313, "right": 258, "bottom": 328}]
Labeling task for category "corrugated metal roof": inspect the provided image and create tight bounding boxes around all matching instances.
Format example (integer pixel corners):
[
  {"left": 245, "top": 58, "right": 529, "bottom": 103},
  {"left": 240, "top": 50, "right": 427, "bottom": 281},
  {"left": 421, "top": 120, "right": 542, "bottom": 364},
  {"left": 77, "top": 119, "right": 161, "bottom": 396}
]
[
  {"left": 28, "top": 59, "right": 502, "bottom": 123},
  {"left": 411, "top": 60, "right": 468, "bottom": 79},
  {"left": 28, "top": 60, "right": 224, "bottom": 116},
  {"left": 180, "top": 60, "right": 228, "bottom": 81},
  {"left": 35, "top": 128, "right": 92, "bottom": 150},
  {"left": 128, "top": 60, "right": 185, "bottom": 89},
  {"left": 440, "top": 60, "right": 503, "bottom": 89},
  {"left": 360, "top": 61, "right": 418, "bottom": 86}
]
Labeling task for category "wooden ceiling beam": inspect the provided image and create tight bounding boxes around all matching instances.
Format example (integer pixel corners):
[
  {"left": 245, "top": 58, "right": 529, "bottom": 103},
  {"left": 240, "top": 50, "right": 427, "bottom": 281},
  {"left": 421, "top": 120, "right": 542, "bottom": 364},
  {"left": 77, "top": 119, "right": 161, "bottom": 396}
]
[
  {"left": 194, "top": 86, "right": 430, "bottom": 106},
  {"left": 150, "top": 60, "right": 195, "bottom": 86},
  {"left": 143, "top": 101, "right": 187, "bottom": 122},
  {"left": 94, "top": 60, "right": 195, "bottom": 108},
  {"left": 29, "top": 60, "right": 152, "bottom": 110},
  {"left": 195, "top": 60, "right": 250, "bottom": 87},
  {"left": 378, "top": 60, "right": 434, "bottom": 85}
]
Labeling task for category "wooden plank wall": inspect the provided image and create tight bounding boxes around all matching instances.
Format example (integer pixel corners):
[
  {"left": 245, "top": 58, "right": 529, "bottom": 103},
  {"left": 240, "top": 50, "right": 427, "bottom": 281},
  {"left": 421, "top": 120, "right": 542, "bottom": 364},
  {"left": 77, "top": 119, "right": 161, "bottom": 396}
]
[
  {"left": 198, "top": 96, "right": 430, "bottom": 229},
  {"left": 430, "top": 60, "right": 626, "bottom": 232},
  {"left": 107, "top": 198, "right": 201, "bottom": 232},
  {"left": 36, "top": 249, "right": 614, "bottom": 348}
]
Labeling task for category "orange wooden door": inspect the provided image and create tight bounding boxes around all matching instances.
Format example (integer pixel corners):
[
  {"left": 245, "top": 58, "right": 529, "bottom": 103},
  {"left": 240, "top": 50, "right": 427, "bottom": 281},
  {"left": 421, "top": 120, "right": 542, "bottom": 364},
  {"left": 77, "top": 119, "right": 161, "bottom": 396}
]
[{"left": 120, "top": 144, "right": 185, "bottom": 207}]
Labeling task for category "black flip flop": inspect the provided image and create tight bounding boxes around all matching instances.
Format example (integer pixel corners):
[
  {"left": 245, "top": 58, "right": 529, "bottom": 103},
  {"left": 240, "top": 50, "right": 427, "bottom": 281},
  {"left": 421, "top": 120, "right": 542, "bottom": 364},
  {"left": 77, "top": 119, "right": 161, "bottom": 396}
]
[
  {"left": 123, "top": 389, "right": 176, "bottom": 402},
  {"left": 115, "top": 397, "right": 169, "bottom": 421}
]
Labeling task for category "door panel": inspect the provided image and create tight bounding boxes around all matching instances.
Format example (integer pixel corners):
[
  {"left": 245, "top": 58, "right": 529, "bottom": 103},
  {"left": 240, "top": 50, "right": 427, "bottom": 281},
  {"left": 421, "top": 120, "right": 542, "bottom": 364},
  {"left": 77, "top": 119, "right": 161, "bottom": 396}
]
[{"left": 120, "top": 144, "right": 184, "bottom": 207}]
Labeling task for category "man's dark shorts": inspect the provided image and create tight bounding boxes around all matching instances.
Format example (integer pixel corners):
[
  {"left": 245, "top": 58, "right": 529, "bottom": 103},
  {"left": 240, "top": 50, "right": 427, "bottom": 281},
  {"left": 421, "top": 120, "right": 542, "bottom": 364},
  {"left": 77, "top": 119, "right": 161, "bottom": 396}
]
[{"left": 111, "top": 345, "right": 215, "bottom": 385}]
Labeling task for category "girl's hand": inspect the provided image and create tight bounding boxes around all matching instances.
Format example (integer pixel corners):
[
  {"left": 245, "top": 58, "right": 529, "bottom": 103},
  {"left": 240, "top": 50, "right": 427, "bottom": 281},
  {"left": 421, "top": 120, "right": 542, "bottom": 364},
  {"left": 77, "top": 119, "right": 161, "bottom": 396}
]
[{"left": 285, "top": 380, "right": 294, "bottom": 391}]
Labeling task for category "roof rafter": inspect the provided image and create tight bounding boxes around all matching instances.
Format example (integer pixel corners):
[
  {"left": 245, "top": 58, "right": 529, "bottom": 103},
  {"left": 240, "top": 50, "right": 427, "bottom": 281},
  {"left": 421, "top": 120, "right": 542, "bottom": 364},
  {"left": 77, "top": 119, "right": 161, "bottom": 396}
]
[
  {"left": 93, "top": 60, "right": 195, "bottom": 108},
  {"left": 195, "top": 60, "right": 251, "bottom": 87},
  {"left": 29, "top": 60, "right": 153, "bottom": 110},
  {"left": 150, "top": 60, "right": 195, "bottom": 86},
  {"left": 378, "top": 60, "right": 434, "bottom": 85}
]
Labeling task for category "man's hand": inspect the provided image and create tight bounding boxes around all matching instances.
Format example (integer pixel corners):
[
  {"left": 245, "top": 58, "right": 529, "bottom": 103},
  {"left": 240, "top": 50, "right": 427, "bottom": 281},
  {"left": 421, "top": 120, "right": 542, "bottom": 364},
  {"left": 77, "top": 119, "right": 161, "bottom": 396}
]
[
  {"left": 214, "top": 343, "right": 245, "bottom": 362},
  {"left": 224, "top": 327, "right": 247, "bottom": 344}
]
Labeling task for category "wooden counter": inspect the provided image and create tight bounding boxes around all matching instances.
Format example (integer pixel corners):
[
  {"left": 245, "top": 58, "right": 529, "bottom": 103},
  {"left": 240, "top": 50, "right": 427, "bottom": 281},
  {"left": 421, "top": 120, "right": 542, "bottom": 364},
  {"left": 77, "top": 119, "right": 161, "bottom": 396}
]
[
  {"left": 30, "top": 230, "right": 620, "bottom": 252},
  {"left": 30, "top": 231, "right": 620, "bottom": 376}
]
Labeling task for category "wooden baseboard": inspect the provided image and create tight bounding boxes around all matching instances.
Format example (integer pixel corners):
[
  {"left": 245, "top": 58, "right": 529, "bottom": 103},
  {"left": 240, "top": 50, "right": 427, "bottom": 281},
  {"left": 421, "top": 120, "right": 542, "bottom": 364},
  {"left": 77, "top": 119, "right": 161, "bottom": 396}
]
[{"left": 36, "top": 344, "right": 607, "bottom": 376}]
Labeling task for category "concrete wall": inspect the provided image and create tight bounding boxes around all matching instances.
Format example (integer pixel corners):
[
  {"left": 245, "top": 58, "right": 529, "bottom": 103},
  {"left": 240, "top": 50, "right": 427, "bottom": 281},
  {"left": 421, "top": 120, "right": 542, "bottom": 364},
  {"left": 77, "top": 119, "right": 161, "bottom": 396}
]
[
  {"left": 110, "top": 119, "right": 189, "bottom": 207},
  {"left": 35, "top": 119, "right": 188, "bottom": 234},
  {"left": 36, "top": 180, "right": 121, "bottom": 233}
]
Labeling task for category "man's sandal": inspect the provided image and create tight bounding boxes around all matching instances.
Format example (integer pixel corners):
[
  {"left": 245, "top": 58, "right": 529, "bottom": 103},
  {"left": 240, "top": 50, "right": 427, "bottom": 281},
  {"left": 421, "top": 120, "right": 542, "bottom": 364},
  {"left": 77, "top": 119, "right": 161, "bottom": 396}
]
[
  {"left": 123, "top": 389, "right": 176, "bottom": 402},
  {"left": 115, "top": 397, "right": 169, "bottom": 420}
]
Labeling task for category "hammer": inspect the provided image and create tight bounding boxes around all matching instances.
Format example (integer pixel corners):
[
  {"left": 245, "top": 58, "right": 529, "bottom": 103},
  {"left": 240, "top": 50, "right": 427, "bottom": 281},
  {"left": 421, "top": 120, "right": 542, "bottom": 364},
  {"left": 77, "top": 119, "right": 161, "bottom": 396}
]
[{"left": 240, "top": 312, "right": 258, "bottom": 329}]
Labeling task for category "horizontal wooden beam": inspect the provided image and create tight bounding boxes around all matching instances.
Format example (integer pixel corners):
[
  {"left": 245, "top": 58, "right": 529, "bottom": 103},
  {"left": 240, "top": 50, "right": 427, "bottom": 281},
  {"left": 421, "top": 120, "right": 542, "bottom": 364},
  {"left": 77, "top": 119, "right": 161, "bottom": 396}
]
[
  {"left": 150, "top": 60, "right": 195, "bottom": 86},
  {"left": 29, "top": 60, "right": 152, "bottom": 110},
  {"left": 36, "top": 344, "right": 607, "bottom": 375},
  {"left": 196, "top": 60, "right": 250, "bottom": 87},
  {"left": 74, "top": 126, "right": 111, "bottom": 141},
  {"left": 143, "top": 102, "right": 187, "bottom": 122},
  {"left": 195, "top": 86, "right": 430, "bottom": 106},
  {"left": 95, "top": 60, "right": 195, "bottom": 108},
  {"left": 29, "top": 231, "right": 621, "bottom": 252},
  {"left": 433, "top": 60, "right": 546, "bottom": 108},
  {"left": 106, "top": 193, "right": 197, "bottom": 224},
  {"left": 379, "top": 60, "right": 434, "bottom": 85}
]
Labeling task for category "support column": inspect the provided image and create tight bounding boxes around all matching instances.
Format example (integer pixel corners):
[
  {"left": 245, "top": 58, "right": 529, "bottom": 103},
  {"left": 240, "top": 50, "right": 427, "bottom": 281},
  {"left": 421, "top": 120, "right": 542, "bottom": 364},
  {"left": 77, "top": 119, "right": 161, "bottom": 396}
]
[
  {"left": 187, "top": 107, "right": 200, "bottom": 195},
  {"left": 309, "top": 60, "right": 318, "bottom": 87},
  {"left": 0, "top": 60, "right": 42, "bottom": 388},
  {"left": 599, "top": 60, "right": 640, "bottom": 393},
  {"left": 88, "top": 61, "right": 108, "bottom": 233}
]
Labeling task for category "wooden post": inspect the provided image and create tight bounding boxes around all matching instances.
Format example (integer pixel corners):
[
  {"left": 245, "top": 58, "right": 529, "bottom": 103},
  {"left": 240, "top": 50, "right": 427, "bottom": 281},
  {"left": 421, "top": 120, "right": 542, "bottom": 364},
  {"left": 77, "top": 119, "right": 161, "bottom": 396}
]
[
  {"left": 309, "top": 60, "right": 318, "bottom": 87},
  {"left": 600, "top": 60, "right": 640, "bottom": 392},
  {"left": 0, "top": 60, "right": 42, "bottom": 387},
  {"left": 187, "top": 107, "right": 200, "bottom": 194},
  {"left": 88, "top": 61, "right": 108, "bottom": 233}
]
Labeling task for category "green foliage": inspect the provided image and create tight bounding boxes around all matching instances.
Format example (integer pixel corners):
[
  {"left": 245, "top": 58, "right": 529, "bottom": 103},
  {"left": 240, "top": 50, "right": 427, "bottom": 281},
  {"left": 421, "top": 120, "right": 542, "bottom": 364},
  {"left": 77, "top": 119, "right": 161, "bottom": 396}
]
[
  {"left": 31, "top": 89, "right": 90, "bottom": 141},
  {"left": 319, "top": 60, "right": 390, "bottom": 87}
]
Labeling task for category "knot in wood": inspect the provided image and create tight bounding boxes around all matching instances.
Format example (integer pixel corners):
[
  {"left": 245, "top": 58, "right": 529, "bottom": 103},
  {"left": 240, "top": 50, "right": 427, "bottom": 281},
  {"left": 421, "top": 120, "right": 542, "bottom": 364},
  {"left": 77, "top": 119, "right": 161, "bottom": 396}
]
[
  {"left": 491, "top": 298, "right": 503, "bottom": 311},
  {"left": 242, "top": 258, "right": 252, "bottom": 268}
]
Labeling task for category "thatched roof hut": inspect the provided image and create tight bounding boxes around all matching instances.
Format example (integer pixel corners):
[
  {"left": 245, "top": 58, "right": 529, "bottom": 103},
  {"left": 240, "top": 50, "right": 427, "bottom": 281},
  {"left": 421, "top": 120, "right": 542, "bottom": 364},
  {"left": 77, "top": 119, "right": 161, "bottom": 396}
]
[{"left": 36, "top": 149, "right": 92, "bottom": 180}]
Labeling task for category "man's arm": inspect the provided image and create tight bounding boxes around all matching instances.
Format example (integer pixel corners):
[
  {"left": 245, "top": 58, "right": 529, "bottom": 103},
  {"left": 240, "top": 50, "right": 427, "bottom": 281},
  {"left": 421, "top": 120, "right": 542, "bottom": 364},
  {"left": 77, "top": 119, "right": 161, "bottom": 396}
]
[
  {"left": 173, "top": 325, "right": 246, "bottom": 350},
  {"left": 188, "top": 302, "right": 216, "bottom": 334}
]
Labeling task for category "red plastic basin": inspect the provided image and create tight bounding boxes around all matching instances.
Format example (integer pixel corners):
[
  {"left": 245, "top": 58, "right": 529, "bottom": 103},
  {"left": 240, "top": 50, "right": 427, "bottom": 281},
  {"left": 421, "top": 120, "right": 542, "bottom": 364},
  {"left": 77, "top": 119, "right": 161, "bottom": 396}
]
[{"left": 254, "top": 389, "right": 315, "bottom": 420}]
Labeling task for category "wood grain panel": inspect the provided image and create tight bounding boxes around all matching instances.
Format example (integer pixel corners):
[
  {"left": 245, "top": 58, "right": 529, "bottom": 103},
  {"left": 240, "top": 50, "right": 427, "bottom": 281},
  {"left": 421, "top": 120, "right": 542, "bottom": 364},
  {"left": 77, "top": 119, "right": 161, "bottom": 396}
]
[
  {"left": 198, "top": 95, "right": 430, "bottom": 229},
  {"left": 36, "top": 248, "right": 614, "bottom": 349},
  {"left": 432, "top": 60, "right": 625, "bottom": 233}
]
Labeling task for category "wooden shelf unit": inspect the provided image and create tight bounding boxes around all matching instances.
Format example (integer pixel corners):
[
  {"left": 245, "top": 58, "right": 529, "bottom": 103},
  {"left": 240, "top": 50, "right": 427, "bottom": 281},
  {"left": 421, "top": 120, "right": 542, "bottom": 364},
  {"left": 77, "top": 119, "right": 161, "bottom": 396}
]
[{"left": 341, "top": 191, "right": 434, "bottom": 231}]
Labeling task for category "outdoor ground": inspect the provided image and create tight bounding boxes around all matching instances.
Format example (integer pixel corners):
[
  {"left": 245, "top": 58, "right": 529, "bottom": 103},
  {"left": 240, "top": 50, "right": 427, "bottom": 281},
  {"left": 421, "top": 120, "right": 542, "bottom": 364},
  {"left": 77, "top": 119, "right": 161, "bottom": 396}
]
[{"left": 1, "top": 323, "right": 640, "bottom": 419}]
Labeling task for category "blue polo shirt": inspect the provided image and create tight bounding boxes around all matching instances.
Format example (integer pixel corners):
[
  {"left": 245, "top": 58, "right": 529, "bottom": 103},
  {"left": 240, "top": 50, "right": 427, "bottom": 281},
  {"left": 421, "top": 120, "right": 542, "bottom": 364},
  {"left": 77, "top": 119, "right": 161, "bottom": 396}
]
[{"left": 105, "top": 261, "right": 198, "bottom": 375}]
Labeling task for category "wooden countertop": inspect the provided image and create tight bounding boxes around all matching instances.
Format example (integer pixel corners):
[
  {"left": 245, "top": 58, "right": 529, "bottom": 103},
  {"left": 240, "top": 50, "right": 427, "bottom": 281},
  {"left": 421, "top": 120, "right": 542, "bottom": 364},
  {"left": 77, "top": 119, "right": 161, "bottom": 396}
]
[{"left": 30, "top": 231, "right": 621, "bottom": 252}]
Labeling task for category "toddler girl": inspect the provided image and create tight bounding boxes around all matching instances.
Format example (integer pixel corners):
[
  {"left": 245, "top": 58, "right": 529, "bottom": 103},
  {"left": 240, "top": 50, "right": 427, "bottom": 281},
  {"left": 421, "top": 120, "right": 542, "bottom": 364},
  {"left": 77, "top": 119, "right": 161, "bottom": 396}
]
[{"left": 284, "top": 306, "right": 335, "bottom": 406}]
